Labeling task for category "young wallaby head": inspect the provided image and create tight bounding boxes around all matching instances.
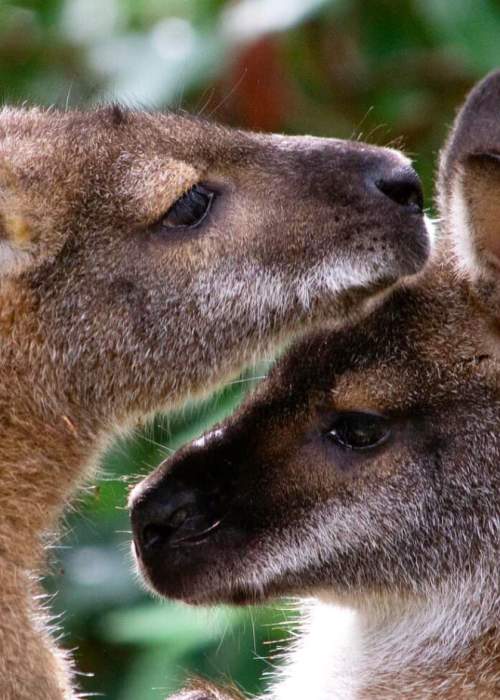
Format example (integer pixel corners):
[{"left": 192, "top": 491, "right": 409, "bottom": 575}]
[{"left": 131, "top": 72, "right": 500, "bottom": 698}]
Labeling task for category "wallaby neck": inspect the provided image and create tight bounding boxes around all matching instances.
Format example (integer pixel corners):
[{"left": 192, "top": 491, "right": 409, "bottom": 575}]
[
  {"left": 0, "top": 385, "right": 109, "bottom": 569},
  {"left": 270, "top": 575, "right": 499, "bottom": 700}
]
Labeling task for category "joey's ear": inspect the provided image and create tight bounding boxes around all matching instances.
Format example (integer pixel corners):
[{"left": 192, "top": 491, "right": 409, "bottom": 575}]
[
  {"left": 438, "top": 69, "right": 500, "bottom": 313},
  {"left": 0, "top": 164, "right": 36, "bottom": 277}
]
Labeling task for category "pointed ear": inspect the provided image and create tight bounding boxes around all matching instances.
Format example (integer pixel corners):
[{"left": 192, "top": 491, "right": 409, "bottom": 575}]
[
  {"left": 438, "top": 70, "right": 500, "bottom": 315},
  {"left": 0, "top": 163, "right": 35, "bottom": 276}
]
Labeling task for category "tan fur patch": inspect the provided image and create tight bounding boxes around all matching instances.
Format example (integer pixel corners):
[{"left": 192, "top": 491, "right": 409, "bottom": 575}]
[
  {"left": 331, "top": 371, "right": 403, "bottom": 414},
  {"left": 119, "top": 156, "right": 200, "bottom": 223},
  {"left": 2, "top": 213, "right": 33, "bottom": 247},
  {"left": 466, "top": 157, "right": 500, "bottom": 268}
]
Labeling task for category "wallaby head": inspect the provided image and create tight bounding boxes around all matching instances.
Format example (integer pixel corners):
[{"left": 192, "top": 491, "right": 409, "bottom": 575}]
[
  {"left": 131, "top": 273, "right": 499, "bottom": 615},
  {"left": 131, "top": 72, "right": 500, "bottom": 699}
]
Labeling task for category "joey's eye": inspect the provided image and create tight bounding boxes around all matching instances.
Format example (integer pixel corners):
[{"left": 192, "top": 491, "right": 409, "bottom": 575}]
[
  {"left": 161, "top": 184, "right": 214, "bottom": 230},
  {"left": 325, "top": 412, "right": 390, "bottom": 451}
]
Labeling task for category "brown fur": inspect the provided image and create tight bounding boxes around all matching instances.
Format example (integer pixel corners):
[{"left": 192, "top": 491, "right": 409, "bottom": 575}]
[
  {"left": 131, "top": 73, "right": 500, "bottom": 698},
  {"left": 0, "top": 105, "right": 428, "bottom": 698}
]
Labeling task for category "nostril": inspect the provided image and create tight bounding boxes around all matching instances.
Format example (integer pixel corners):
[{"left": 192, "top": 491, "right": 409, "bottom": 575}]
[
  {"left": 139, "top": 503, "right": 192, "bottom": 551},
  {"left": 168, "top": 506, "right": 189, "bottom": 529},
  {"left": 376, "top": 173, "right": 424, "bottom": 212},
  {"left": 132, "top": 483, "right": 224, "bottom": 554},
  {"left": 142, "top": 523, "right": 166, "bottom": 550}
]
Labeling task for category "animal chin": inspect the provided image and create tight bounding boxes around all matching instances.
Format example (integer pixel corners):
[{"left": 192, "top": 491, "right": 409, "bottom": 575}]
[{"left": 136, "top": 518, "right": 306, "bottom": 609}]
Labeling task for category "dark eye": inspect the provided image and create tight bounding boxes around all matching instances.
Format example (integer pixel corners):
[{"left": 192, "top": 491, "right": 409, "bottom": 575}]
[
  {"left": 161, "top": 184, "right": 214, "bottom": 230},
  {"left": 325, "top": 412, "right": 390, "bottom": 451}
]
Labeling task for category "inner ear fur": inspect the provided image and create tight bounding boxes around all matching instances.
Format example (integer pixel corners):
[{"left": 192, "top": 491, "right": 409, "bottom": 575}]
[
  {"left": 463, "top": 153, "right": 500, "bottom": 270},
  {"left": 439, "top": 68, "right": 500, "bottom": 215},
  {"left": 438, "top": 70, "right": 500, "bottom": 319}
]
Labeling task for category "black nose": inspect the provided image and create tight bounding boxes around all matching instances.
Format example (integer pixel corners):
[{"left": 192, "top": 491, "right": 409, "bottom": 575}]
[
  {"left": 376, "top": 168, "right": 424, "bottom": 213},
  {"left": 131, "top": 481, "right": 220, "bottom": 555}
]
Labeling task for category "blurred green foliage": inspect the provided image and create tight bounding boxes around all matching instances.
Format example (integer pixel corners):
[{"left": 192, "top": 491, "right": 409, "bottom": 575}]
[{"left": 1, "top": 0, "right": 500, "bottom": 697}]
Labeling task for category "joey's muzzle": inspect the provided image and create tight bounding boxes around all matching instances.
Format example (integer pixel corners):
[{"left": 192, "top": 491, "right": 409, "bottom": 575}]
[
  {"left": 130, "top": 437, "right": 229, "bottom": 560},
  {"left": 132, "top": 478, "right": 222, "bottom": 553},
  {"left": 129, "top": 429, "right": 249, "bottom": 600}
]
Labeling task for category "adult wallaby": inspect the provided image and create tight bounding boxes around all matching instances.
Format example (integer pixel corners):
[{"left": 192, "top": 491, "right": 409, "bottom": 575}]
[
  {"left": 0, "top": 105, "right": 429, "bottom": 700},
  {"left": 130, "top": 73, "right": 500, "bottom": 699}
]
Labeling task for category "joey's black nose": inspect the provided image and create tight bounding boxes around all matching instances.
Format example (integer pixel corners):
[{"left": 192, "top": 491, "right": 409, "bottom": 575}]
[
  {"left": 131, "top": 479, "right": 221, "bottom": 556},
  {"left": 375, "top": 167, "right": 424, "bottom": 213}
]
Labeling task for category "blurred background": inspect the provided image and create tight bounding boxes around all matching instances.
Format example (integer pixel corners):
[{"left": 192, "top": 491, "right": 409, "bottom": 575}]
[{"left": 1, "top": 0, "right": 499, "bottom": 697}]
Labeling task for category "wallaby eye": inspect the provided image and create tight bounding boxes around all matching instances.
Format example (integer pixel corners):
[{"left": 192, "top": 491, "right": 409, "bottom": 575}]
[
  {"left": 161, "top": 184, "right": 214, "bottom": 230},
  {"left": 325, "top": 412, "right": 390, "bottom": 451}
]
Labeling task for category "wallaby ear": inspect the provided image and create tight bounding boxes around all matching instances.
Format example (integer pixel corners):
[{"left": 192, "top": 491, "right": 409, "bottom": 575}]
[
  {"left": 438, "top": 69, "right": 500, "bottom": 314},
  {"left": 0, "top": 163, "right": 35, "bottom": 277}
]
